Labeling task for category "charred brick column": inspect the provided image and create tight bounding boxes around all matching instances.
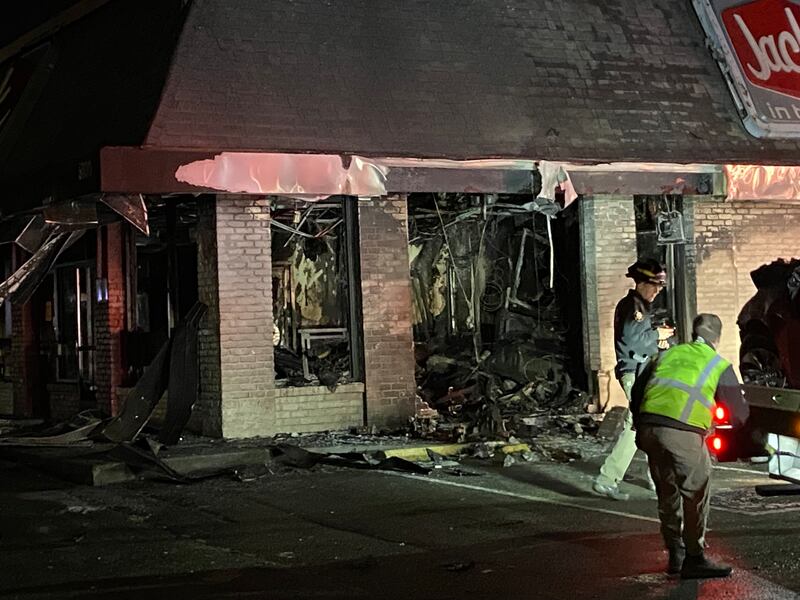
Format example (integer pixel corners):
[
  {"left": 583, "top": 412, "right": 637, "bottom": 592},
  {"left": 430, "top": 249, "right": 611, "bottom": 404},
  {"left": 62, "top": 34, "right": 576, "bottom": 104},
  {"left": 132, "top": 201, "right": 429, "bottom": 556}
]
[
  {"left": 358, "top": 195, "right": 415, "bottom": 428},
  {"left": 195, "top": 197, "right": 223, "bottom": 437},
  {"left": 196, "top": 195, "right": 274, "bottom": 438},
  {"left": 10, "top": 303, "right": 35, "bottom": 416},
  {"left": 95, "top": 223, "right": 127, "bottom": 416},
  {"left": 580, "top": 195, "right": 638, "bottom": 410}
]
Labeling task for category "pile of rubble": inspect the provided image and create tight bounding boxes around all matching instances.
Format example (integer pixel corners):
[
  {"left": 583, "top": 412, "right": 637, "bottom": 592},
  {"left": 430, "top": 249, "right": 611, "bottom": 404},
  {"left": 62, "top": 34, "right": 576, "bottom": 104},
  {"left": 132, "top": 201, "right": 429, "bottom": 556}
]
[{"left": 407, "top": 192, "right": 590, "bottom": 446}]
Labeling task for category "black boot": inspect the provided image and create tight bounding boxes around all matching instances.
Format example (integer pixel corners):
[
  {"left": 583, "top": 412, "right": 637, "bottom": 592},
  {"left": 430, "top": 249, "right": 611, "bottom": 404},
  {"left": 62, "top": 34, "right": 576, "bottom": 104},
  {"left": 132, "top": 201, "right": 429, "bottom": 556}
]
[
  {"left": 680, "top": 554, "right": 732, "bottom": 579},
  {"left": 667, "top": 547, "right": 686, "bottom": 575}
]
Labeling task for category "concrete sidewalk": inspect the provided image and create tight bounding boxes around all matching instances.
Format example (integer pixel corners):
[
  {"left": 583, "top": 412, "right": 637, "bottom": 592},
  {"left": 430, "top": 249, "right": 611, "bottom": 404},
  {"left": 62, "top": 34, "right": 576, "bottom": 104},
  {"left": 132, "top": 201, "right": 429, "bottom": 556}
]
[{"left": 0, "top": 436, "right": 533, "bottom": 486}]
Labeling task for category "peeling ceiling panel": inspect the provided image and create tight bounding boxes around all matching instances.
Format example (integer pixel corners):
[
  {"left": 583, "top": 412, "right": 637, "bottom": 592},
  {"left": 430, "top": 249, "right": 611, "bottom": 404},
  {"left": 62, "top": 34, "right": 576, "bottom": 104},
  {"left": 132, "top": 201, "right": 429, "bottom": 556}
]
[
  {"left": 725, "top": 165, "right": 800, "bottom": 201},
  {"left": 175, "top": 152, "right": 388, "bottom": 197}
]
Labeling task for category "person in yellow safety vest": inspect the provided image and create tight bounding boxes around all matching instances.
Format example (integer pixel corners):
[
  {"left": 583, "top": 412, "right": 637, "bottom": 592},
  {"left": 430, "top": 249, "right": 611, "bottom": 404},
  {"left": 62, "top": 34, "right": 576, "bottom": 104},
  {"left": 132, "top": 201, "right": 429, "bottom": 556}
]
[{"left": 631, "top": 313, "right": 749, "bottom": 579}]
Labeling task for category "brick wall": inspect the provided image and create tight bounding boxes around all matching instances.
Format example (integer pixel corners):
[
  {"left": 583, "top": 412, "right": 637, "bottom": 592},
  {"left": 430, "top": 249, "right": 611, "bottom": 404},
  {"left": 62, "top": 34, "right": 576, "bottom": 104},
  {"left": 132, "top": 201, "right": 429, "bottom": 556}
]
[
  {"left": 358, "top": 196, "right": 415, "bottom": 427},
  {"left": 580, "top": 195, "right": 638, "bottom": 409},
  {"left": 199, "top": 195, "right": 275, "bottom": 439},
  {"left": 95, "top": 223, "right": 127, "bottom": 416},
  {"left": 273, "top": 383, "right": 364, "bottom": 433},
  {"left": 10, "top": 303, "right": 35, "bottom": 417},
  {"left": 0, "top": 381, "right": 13, "bottom": 414},
  {"left": 47, "top": 383, "right": 80, "bottom": 421},
  {"left": 693, "top": 200, "right": 800, "bottom": 372},
  {"left": 194, "top": 195, "right": 415, "bottom": 437}
]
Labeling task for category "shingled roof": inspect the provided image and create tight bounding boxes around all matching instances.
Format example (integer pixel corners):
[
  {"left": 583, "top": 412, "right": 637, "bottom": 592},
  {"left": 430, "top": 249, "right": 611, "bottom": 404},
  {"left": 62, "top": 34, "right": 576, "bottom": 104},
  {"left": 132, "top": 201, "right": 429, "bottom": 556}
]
[
  {"left": 145, "top": 0, "right": 800, "bottom": 164},
  {"left": 4, "top": 0, "right": 800, "bottom": 209}
]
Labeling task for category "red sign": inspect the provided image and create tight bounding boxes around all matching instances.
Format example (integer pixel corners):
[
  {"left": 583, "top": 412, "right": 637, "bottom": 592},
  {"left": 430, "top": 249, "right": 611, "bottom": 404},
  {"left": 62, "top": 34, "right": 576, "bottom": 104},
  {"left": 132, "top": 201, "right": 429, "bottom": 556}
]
[{"left": 722, "top": 0, "right": 800, "bottom": 99}]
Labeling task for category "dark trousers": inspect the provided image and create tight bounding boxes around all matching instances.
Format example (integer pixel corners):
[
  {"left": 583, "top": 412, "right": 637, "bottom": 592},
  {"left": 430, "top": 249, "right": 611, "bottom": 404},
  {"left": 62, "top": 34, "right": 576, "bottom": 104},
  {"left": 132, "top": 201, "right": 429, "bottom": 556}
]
[{"left": 636, "top": 425, "right": 711, "bottom": 556}]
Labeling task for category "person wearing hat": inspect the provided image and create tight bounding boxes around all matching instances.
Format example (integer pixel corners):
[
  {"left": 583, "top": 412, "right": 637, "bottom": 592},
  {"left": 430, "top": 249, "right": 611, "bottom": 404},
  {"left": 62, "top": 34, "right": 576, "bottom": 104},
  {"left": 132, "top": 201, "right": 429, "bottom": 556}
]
[
  {"left": 631, "top": 313, "right": 748, "bottom": 578},
  {"left": 593, "top": 258, "right": 675, "bottom": 501}
]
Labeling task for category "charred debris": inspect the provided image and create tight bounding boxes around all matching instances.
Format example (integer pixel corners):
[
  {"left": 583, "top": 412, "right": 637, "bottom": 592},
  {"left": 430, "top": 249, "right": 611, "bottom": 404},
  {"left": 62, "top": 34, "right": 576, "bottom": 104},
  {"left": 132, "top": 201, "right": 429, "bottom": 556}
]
[
  {"left": 408, "top": 192, "right": 589, "bottom": 442},
  {"left": 267, "top": 191, "right": 592, "bottom": 442},
  {"left": 270, "top": 198, "right": 359, "bottom": 389}
]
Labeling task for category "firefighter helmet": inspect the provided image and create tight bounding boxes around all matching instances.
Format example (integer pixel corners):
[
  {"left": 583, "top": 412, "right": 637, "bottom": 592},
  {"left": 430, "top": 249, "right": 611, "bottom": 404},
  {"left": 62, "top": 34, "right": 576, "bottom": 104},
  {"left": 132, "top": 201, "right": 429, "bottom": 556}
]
[{"left": 626, "top": 259, "right": 667, "bottom": 286}]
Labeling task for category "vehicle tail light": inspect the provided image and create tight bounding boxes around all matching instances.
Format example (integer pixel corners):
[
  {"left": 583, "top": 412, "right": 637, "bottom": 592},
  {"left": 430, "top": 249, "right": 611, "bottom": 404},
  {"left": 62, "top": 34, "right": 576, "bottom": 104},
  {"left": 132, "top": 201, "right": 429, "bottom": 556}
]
[
  {"left": 708, "top": 435, "right": 724, "bottom": 453},
  {"left": 713, "top": 403, "right": 729, "bottom": 425}
]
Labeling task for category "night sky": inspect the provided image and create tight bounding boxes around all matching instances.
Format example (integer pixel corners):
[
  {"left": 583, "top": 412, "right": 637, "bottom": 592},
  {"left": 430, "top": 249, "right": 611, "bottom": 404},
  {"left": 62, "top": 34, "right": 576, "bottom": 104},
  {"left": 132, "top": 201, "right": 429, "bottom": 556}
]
[{"left": 0, "top": 1, "right": 83, "bottom": 49}]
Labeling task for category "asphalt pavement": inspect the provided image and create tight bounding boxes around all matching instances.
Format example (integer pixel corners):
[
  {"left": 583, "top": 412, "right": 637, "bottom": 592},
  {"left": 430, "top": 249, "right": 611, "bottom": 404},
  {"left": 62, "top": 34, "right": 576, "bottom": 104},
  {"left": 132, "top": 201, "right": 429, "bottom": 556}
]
[{"left": 1, "top": 450, "right": 799, "bottom": 600}]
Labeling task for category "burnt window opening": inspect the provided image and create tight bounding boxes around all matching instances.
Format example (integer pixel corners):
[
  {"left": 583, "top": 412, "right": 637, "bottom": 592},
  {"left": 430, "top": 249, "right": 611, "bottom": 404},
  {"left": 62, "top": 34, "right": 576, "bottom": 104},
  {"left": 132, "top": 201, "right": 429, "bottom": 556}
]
[
  {"left": 634, "top": 195, "right": 690, "bottom": 342},
  {"left": 125, "top": 197, "right": 198, "bottom": 386},
  {"left": 271, "top": 196, "right": 363, "bottom": 388},
  {"left": 409, "top": 193, "right": 586, "bottom": 433},
  {"left": 42, "top": 231, "right": 97, "bottom": 408},
  {"left": 53, "top": 262, "right": 94, "bottom": 383}
]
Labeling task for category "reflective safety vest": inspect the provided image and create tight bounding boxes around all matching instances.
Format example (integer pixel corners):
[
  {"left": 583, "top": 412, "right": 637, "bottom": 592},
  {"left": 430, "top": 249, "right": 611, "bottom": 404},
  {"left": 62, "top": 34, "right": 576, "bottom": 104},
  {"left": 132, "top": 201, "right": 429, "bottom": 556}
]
[{"left": 640, "top": 341, "right": 730, "bottom": 430}]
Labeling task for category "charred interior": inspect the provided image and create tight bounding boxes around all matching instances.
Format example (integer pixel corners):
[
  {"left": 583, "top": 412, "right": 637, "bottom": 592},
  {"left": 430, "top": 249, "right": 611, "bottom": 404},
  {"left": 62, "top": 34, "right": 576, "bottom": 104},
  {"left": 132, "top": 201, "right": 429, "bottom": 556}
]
[
  {"left": 409, "top": 193, "right": 586, "bottom": 438},
  {"left": 270, "top": 197, "right": 362, "bottom": 389}
]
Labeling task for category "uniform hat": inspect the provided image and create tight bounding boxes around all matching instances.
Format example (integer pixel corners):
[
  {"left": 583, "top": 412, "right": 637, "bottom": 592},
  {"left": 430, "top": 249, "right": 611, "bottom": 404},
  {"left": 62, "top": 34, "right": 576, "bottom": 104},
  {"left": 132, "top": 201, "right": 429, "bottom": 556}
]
[
  {"left": 692, "top": 313, "right": 722, "bottom": 343},
  {"left": 626, "top": 259, "right": 667, "bottom": 286}
]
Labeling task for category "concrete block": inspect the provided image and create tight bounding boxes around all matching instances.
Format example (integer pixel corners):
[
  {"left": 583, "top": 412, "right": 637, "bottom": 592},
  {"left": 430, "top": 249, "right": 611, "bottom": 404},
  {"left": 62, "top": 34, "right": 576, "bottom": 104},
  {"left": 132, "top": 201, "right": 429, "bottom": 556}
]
[{"left": 597, "top": 406, "right": 628, "bottom": 439}]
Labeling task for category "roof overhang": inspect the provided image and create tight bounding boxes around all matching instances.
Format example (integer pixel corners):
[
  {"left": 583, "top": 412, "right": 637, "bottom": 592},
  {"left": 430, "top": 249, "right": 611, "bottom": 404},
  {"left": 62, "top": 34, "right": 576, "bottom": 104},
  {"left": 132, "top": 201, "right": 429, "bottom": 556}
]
[{"left": 101, "top": 146, "right": 734, "bottom": 199}]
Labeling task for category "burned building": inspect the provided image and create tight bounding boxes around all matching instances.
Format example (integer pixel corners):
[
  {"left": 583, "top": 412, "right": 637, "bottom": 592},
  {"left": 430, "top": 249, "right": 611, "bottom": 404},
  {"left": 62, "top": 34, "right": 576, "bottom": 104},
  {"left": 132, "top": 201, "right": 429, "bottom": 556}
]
[{"left": 2, "top": 0, "right": 800, "bottom": 438}]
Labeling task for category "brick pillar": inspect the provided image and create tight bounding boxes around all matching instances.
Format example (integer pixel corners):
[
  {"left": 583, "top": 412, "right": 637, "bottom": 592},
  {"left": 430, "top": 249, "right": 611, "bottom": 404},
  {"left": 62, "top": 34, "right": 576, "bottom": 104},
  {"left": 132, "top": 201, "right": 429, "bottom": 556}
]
[
  {"left": 10, "top": 303, "right": 35, "bottom": 416},
  {"left": 196, "top": 195, "right": 274, "bottom": 439},
  {"left": 95, "top": 223, "right": 127, "bottom": 416},
  {"left": 358, "top": 195, "right": 415, "bottom": 428},
  {"left": 580, "top": 195, "right": 638, "bottom": 410}
]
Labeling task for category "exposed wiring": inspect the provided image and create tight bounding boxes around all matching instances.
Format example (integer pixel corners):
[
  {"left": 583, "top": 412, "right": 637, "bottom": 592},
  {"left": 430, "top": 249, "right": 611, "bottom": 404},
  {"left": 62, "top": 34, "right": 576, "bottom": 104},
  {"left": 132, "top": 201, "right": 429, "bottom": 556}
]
[
  {"left": 315, "top": 218, "right": 343, "bottom": 238},
  {"left": 271, "top": 219, "right": 316, "bottom": 238},
  {"left": 282, "top": 205, "right": 314, "bottom": 247},
  {"left": 433, "top": 193, "right": 481, "bottom": 363},
  {"left": 271, "top": 217, "right": 342, "bottom": 239},
  {"left": 433, "top": 194, "right": 473, "bottom": 311},
  {"left": 547, "top": 215, "right": 554, "bottom": 289}
]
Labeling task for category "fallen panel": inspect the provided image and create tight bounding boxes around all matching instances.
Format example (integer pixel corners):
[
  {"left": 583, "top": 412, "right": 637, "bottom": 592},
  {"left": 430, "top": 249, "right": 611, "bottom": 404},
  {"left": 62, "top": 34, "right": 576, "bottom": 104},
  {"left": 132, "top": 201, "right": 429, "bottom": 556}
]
[
  {"left": 158, "top": 302, "right": 207, "bottom": 445},
  {"left": 98, "top": 338, "right": 171, "bottom": 443}
]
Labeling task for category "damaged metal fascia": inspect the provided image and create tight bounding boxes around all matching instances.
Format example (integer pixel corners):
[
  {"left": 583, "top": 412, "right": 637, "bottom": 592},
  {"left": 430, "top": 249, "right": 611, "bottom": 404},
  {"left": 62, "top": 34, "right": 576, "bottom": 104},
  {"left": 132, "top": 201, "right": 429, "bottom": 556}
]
[
  {"left": 379, "top": 159, "right": 721, "bottom": 198},
  {"left": 101, "top": 193, "right": 149, "bottom": 235},
  {"left": 0, "top": 214, "right": 45, "bottom": 253},
  {"left": 167, "top": 149, "right": 734, "bottom": 199},
  {"left": 0, "top": 229, "right": 84, "bottom": 305},
  {"left": 43, "top": 196, "right": 99, "bottom": 227}
]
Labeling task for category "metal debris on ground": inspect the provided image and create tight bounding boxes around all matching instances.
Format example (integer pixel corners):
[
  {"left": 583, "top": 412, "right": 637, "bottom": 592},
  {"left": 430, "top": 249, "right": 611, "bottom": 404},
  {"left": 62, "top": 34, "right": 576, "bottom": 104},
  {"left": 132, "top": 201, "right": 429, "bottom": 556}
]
[
  {"left": 0, "top": 413, "right": 102, "bottom": 447},
  {"left": 268, "top": 444, "right": 431, "bottom": 475}
]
